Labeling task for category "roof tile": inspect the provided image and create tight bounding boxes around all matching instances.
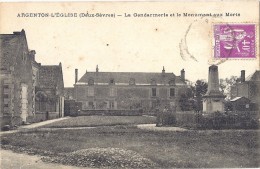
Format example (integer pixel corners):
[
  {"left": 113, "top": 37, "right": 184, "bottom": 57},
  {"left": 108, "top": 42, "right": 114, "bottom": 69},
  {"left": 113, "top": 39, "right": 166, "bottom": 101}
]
[{"left": 78, "top": 72, "right": 185, "bottom": 85}]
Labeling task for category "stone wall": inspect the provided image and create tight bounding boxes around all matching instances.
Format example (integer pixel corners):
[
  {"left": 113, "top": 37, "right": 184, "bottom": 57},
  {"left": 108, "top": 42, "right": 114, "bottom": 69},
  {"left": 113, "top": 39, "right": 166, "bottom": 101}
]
[
  {"left": 75, "top": 84, "right": 188, "bottom": 112},
  {"left": 0, "top": 33, "right": 34, "bottom": 126}
]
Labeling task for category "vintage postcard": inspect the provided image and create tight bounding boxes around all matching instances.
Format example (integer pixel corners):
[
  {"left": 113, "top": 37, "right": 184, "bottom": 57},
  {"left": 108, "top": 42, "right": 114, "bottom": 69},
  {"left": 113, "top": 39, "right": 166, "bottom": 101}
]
[{"left": 0, "top": 1, "right": 259, "bottom": 168}]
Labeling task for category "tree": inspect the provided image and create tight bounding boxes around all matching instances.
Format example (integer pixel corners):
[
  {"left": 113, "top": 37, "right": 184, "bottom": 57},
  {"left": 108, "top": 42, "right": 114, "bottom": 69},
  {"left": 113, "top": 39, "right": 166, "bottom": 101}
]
[
  {"left": 179, "top": 87, "right": 194, "bottom": 111},
  {"left": 194, "top": 80, "right": 208, "bottom": 111},
  {"left": 219, "top": 76, "right": 238, "bottom": 100},
  {"left": 178, "top": 80, "right": 207, "bottom": 112}
]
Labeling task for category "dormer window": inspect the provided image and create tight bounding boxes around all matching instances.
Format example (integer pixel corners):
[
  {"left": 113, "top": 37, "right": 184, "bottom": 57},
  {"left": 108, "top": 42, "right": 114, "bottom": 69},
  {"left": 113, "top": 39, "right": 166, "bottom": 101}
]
[
  {"left": 129, "top": 78, "right": 135, "bottom": 85},
  {"left": 109, "top": 78, "right": 115, "bottom": 85},
  {"left": 151, "top": 79, "right": 157, "bottom": 86},
  {"left": 169, "top": 79, "right": 175, "bottom": 86},
  {"left": 88, "top": 78, "right": 94, "bottom": 86}
]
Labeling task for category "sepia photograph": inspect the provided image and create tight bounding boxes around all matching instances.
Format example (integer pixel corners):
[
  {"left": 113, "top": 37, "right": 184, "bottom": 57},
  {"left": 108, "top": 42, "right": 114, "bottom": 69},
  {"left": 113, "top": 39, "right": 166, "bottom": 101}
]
[{"left": 0, "top": 0, "right": 259, "bottom": 168}]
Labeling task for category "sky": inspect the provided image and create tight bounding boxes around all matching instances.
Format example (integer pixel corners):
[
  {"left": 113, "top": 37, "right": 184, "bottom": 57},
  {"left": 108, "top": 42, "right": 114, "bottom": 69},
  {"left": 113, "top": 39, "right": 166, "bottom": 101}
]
[{"left": 0, "top": 1, "right": 259, "bottom": 87}]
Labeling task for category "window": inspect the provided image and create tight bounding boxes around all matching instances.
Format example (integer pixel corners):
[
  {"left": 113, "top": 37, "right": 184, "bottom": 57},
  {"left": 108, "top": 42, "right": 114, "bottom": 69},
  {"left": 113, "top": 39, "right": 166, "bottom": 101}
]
[
  {"left": 88, "top": 101, "right": 94, "bottom": 109},
  {"left": 3, "top": 94, "right": 8, "bottom": 98},
  {"left": 3, "top": 85, "right": 9, "bottom": 88},
  {"left": 4, "top": 104, "right": 8, "bottom": 108},
  {"left": 152, "top": 88, "right": 157, "bottom": 97},
  {"left": 129, "top": 78, "right": 135, "bottom": 85},
  {"left": 151, "top": 79, "right": 157, "bottom": 86},
  {"left": 170, "top": 88, "right": 175, "bottom": 97},
  {"left": 88, "top": 78, "right": 94, "bottom": 86},
  {"left": 109, "top": 78, "right": 115, "bottom": 85},
  {"left": 110, "top": 88, "right": 116, "bottom": 97},
  {"left": 109, "top": 101, "right": 114, "bottom": 109},
  {"left": 88, "top": 87, "right": 94, "bottom": 96},
  {"left": 169, "top": 79, "right": 175, "bottom": 86}
]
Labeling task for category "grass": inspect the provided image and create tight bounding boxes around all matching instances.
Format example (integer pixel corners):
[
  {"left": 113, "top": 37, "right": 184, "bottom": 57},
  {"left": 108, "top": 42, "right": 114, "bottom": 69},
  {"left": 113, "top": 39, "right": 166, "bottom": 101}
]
[
  {"left": 41, "top": 115, "right": 156, "bottom": 128},
  {"left": 1, "top": 126, "right": 259, "bottom": 168}
]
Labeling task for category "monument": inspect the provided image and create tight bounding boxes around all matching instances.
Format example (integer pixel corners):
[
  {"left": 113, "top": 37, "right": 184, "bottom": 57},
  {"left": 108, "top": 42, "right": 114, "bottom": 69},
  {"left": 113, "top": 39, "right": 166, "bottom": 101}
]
[{"left": 203, "top": 65, "right": 225, "bottom": 113}]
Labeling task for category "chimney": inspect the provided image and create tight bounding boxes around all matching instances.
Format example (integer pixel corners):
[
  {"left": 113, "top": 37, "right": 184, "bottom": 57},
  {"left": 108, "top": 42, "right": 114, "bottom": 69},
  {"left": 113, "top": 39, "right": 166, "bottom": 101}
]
[
  {"left": 162, "top": 66, "right": 165, "bottom": 75},
  {"left": 96, "top": 65, "right": 99, "bottom": 73},
  {"left": 13, "top": 29, "right": 25, "bottom": 35},
  {"left": 29, "top": 50, "right": 36, "bottom": 61},
  {"left": 181, "top": 69, "right": 185, "bottom": 81},
  {"left": 241, "top": 70, "right": 245, "bottom": 82},
  {"left": 21, "top": 29, "right": 25, "bottom": 35},
  {"left": 75, "top": 69, "right": 78, "bottom": 84}
]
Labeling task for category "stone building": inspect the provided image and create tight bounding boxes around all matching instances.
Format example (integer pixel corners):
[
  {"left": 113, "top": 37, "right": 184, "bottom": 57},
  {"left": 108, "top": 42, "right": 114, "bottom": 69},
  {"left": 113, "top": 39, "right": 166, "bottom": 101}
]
[
  {"left": 35, "top": 63, "right": 65, "bottom": 118},
  {"left": 0, "top": 30, "right": 34, "bottom": 126},
  {"left": 230, "top": 96, "right": 252, "bottom": 111},
  {"left": 231, "top": 70, "right": 260, "bottom": 110},
  {"left": 74, "top": 66, "right": 188, "bottom": 113},
  {"left": 30, "top": 50, "right": 41, "bottom": 118},
  {"left": 0, "top": 29, "right": 65, "bottom": 127}
]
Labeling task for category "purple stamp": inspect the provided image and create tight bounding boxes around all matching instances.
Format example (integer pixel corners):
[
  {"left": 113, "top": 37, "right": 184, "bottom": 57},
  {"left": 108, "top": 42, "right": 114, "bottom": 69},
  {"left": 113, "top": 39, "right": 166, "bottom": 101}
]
[{"left": 214, "top": 24, "right": 256, "bottom": 58}]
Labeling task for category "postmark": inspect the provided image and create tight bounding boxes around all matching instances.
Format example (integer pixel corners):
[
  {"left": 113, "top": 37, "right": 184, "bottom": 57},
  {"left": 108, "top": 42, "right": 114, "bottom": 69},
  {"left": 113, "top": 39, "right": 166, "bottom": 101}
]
[{"left": 213, "top": 23, "right": 256, "bottom": 59}]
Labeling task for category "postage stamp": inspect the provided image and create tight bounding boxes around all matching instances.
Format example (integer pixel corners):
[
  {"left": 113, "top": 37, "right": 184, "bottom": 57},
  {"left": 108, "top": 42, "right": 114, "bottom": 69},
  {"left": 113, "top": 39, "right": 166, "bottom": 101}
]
[{"left": 213, "top": 23, "right": 256, "bottom": 59}]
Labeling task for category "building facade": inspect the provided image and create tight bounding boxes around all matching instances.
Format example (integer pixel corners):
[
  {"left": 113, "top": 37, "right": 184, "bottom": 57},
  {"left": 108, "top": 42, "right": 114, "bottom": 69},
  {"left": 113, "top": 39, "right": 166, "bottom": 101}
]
[
  {"left": 74, "top": 66, "right": 188, "bottom": 113},
  {"left": 231, "top": 70, "right": 260, "bottom": 110},
  {"left": 0, "top": 30, "right": 65, "bottom": 127},
  {"left": 35, "top": 63, "right": 65, "bottom": 118},
  {"left": 30, "top": 50, "right": 41, "bottom": 119},
  {"left": 0, "top": 30, "right": 34, "bottom": 126}
]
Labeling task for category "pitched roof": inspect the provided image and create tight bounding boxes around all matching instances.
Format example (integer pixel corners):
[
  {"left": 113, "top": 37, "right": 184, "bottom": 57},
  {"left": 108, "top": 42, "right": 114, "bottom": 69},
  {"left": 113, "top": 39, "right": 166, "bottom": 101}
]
[
  {"left": 0, "top": 30, "right": 27, "bottom": 69},
  {"left": 245, "top": 70, "right": 260, "bottom": 81},
  {"left": 230, "top": 97, "right": 242, "bottom": 102},
  {"left": 78, "top": 71, "right": 185, "bottom": 85},
  {"left": 38, "top": 64, "right": 64, "bottom": 89},
  {"left": 230, "top": 96, "right": 250, "bottom": 102}
]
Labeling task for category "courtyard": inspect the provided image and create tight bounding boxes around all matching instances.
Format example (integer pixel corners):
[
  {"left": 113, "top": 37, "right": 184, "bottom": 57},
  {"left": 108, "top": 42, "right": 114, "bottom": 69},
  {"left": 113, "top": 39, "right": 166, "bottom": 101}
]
[{"left": 1, "top": 116, "right": 259, "bottom": 168}]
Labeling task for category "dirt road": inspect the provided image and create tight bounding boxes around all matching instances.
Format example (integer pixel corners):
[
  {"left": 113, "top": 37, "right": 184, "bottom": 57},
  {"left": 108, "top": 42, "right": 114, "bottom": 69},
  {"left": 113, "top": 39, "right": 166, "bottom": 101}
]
[{"left": 0, "top": 149, "right": 87, "bottom": 169}]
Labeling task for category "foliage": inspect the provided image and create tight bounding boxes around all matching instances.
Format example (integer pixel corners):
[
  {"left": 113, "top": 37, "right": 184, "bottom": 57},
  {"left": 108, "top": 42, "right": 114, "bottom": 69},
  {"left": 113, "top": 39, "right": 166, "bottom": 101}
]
[
  {"left": 42, "top": 147, "right": 157, "bottom": 168},
  {"left": 1, "top": 126, "right": 259, "bottom": 168},
  {"left": 224, "top": 101, "right": 233, "bottom": 111},
  {"left": 194, "top": 80, "right": 208, "bottom": 98},
  {"left": 178, "top": 80, "right": 207, "bottom": 112},
  {"left": 197, "top": 111, "right": 259, "bottom": 129},
  {"left": 219, "top": 76, "right": 238, "bottom": 100},
  {"left": 179, "top": 93, "right": 194, "bottom": 111},
  {"left": 194, "top": 80, "right": 208, "bottom": 111},
  {"left": 156, "top": 111, "right": 176, "bottom": 126}
]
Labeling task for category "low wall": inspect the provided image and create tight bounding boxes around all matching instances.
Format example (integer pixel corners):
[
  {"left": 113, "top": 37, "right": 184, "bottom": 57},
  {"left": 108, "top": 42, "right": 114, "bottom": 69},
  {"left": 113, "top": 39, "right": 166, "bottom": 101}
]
[
  {"left": 32, "top": 112, "right": 60, "bottom": 123},
  {"left": 1, "top": 112, "right": 60, "bottom": 130},
  {"left": 1, "top": 115, "right": 24, "bottom": 129},
  {"left": 79, "top": 109, "right": 142, "bottom": 116}
]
